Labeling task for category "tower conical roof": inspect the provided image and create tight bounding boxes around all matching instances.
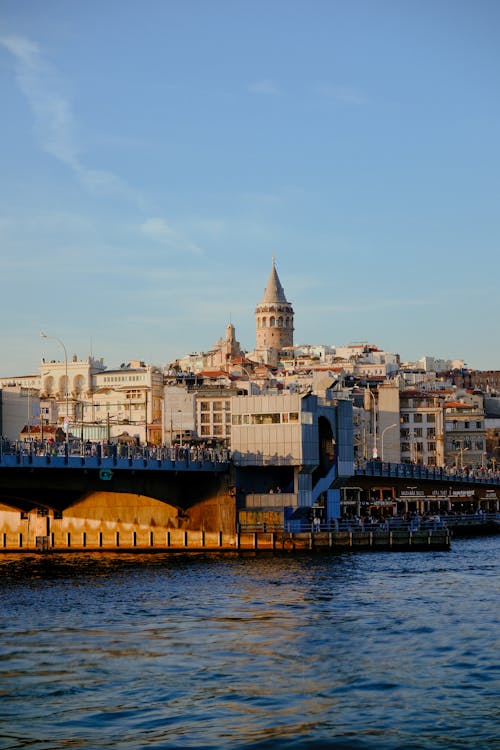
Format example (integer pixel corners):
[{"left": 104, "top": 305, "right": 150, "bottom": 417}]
[{"left": 260, "top": 259, "right": 289, "bottom": 304}]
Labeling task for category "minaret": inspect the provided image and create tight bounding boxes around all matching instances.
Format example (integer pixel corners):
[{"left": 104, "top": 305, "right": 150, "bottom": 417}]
[{"left": 255, "top": 258, "right": 294, "bottom": 354}]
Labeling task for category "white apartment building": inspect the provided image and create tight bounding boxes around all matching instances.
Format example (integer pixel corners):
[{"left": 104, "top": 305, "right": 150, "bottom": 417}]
[
  {"left": 416, "top": 356, "right": 466, "bottom": 373},
  {"left": 91, "top": 361, "right": 164, "bottom": 443},
  {"left": 196, "top": 392, "right": 234, "bottom": 444}
]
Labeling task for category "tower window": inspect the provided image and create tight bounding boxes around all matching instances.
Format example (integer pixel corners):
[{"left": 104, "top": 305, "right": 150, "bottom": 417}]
[{"left": 270, "top": 316, "right": 275, "bottom": 327}]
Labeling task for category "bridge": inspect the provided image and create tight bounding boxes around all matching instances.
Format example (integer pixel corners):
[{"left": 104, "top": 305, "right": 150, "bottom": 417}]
[
  {"left": 354, "top": 460, "right": 500, "bottom": 487},
  {"left": 0, "top": 443, "right": 498, "bottom": 551},
  {"left": 0, "top": 442, "right": 234, "bottom": 546}
]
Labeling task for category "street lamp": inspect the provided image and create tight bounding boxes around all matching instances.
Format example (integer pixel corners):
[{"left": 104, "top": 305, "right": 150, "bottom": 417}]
[
  {"left": 40, "top": 331, "right": 69, "bottom": 452},
  {"left": 365, "top": 387, "right": 378, "bottom": 458},
  {"left": 381, "top": 423, "right": 398, "bottom": 461},
  {"left": 458, "top": 443, "right": 469, "bottom": 469},
  {"left": 178, "top": 409, "right": 183, "bottom": 444}
]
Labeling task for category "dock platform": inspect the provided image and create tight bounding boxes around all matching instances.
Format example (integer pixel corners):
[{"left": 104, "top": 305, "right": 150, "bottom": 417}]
[{"left": 5, "top": 528, "right": 451, "bottom": 554}]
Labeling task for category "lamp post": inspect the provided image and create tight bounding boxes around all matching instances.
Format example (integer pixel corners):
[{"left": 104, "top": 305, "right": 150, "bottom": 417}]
[
  {"left": 458, "top": 443, "right": 469, "bottom": 469},
  {"left": 365, "top": 388, "right": 378, "bottom": 458},
  {"left": 40, "top": 331, "right": 69, "bottom": 452},
  {"left": 178, "top": 409, "right": 183, "bottom": 444},
  {"left": 381, "top": 423, "right": 398, "bottom": 462}
]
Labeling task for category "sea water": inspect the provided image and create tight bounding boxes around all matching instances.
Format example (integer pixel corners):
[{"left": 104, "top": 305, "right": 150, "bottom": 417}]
[{"left": 0, "top": 536, "right": 498, "bottom": 749}]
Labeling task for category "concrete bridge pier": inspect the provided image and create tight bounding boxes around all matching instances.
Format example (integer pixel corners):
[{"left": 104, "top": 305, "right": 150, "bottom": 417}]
[{"left": 0, "top": 466, "right": 236, "bottom": 551}]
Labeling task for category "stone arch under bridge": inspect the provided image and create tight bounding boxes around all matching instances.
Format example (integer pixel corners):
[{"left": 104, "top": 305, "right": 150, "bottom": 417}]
[{"left": 0, "top": 466, "right": 236, "bottom": 548}]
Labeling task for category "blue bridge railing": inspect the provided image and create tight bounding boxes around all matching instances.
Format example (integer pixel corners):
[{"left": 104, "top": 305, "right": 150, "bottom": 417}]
[
  {"left": 0, "top": 440, "right": 231, "bottom": 472},
  {"left": 355, "top": 460, "right": 500, "bottom": 486}
]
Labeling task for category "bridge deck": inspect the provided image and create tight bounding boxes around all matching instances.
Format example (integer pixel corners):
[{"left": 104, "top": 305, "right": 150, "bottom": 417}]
[
  {"left": 0, "top": 446, "right": 230, "bottom": 473},
  {"left": 355, "top": 460, "right": 500, "bottom": 486}
]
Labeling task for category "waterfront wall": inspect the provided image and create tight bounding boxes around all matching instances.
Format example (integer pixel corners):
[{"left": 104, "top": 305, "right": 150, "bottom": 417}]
[
  {"left": 0, "top": 484, "right": 237, "bottom": 551},
  {"left": 0, "top": 511, "right": 450, "bottom": 554}
]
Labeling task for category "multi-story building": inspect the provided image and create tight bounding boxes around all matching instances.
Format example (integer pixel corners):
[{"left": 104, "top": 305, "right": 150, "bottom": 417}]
[
  {"left": 485, "top": 418, "right": 500, "bottom": 469},
  {"left": 196, "top": 391, "right": 235, "bottom": 445},
  {"left": 444, "top": 393, "right": 486, "bottom": 468},
  {"left": 0, "top": 386, "right": 37, "bottom": 441},
  {"left": 38, "top": 355, "right": 106, "bottom": 431},
  {"left": 399, "top": 389, "right": 445, "bottom": 466},
  {"left": 376, "top": 380, "right": 402, "bottom": 462},
  {"left": 91, "top": 361, "right": 164, "bottom": 443}
]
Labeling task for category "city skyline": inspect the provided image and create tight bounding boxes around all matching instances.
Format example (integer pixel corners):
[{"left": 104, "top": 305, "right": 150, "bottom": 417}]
[{"left": 1, "top": 1, "right": 499, "bottom": 376}]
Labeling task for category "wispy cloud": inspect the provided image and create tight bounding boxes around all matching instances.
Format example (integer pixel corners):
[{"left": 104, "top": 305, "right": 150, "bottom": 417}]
[
  {"left": 248, "top": 79, "right": 281, "bottom": 95},
  {"left": 313, "top": 83, "right": 368, "bottom": 105},
  {"left": 0, "top": 34, "right": 143, "bottom": 205},
  {"left": 141, "top": 217, "right": 204, "bottom": 256}
]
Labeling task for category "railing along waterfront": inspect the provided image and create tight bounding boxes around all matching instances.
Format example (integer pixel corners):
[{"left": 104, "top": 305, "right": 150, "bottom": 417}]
[
  {"left": 356, "top": 460, "right": 500, "bottom": 485},
  {"left": 239, "top": 513, "right": 500, "bottom": 534},
  {"left": 0, "top": 440, "right": 230, "bottom": 470}
]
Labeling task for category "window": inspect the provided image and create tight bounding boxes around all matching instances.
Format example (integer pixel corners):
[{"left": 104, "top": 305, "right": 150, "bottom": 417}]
[
  {"left": 427, "top": 414, "right": 436, "bottom": 423},
  {"left": 200, "top": 426, "right": 210, "bottom": 436},
  {"left": 126, "top": 390, "right": 142, "bottom": 399},
  {"left": 427, "top": 442, "right": 436, "bottom": 452},
  {"left": 201, "top": 414, "right": 210, "bottom": 424},
  {"left": 213, "top": 413, "right": 223, "bottom": 424},
  {"left": 289, "top": 412, "right": 299, "bottom": 422},
  {"left": 251, "top": 413, "right": 281, "bottom": 425},
  {"left": 413, "top": 413, "right": 423, "bottom": 423},
  {"left": 401, "top": 414, "right": 410, "bottom": 423},
  {"left": 414, "top": 428, "right": 423, "bottom": 437},
  {"left": 200, "top": 402, "right": 209, "bottom": 411}
]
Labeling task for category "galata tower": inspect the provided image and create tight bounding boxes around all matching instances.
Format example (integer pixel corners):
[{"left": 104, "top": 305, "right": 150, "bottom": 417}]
[{"left": 255, "top": 258, "right": 294, "bottom": 354}]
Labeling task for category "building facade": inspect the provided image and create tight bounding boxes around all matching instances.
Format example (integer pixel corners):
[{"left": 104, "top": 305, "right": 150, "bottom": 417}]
[{"left": 444, "top": 394, "right": 486, "bottom": 468}]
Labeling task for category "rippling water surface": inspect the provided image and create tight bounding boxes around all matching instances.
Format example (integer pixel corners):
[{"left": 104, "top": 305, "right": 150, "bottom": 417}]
[{"left": 0, "top": 537, "right": 498, "bottom": 750}]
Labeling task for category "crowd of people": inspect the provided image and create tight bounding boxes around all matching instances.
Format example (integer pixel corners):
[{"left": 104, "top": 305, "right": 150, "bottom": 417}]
[
  {"left": 332, "top": 508, "right": 497, "bottom": 532},
  {"left": 0, "top": 439, "right": 231, "bottom": 464},
  {"left": 357, "top": 458, "right": 500, "bottom": 482}
]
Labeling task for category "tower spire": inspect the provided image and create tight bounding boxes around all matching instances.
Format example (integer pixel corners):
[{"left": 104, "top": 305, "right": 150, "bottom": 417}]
[{"left": 254, "top": 258, "right": 294, "bottom": 364}]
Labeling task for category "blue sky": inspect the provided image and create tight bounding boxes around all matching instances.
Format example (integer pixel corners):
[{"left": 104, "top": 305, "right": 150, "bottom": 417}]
[{"left": 1, "top": 0, "right": 499, "bottom": 376}]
